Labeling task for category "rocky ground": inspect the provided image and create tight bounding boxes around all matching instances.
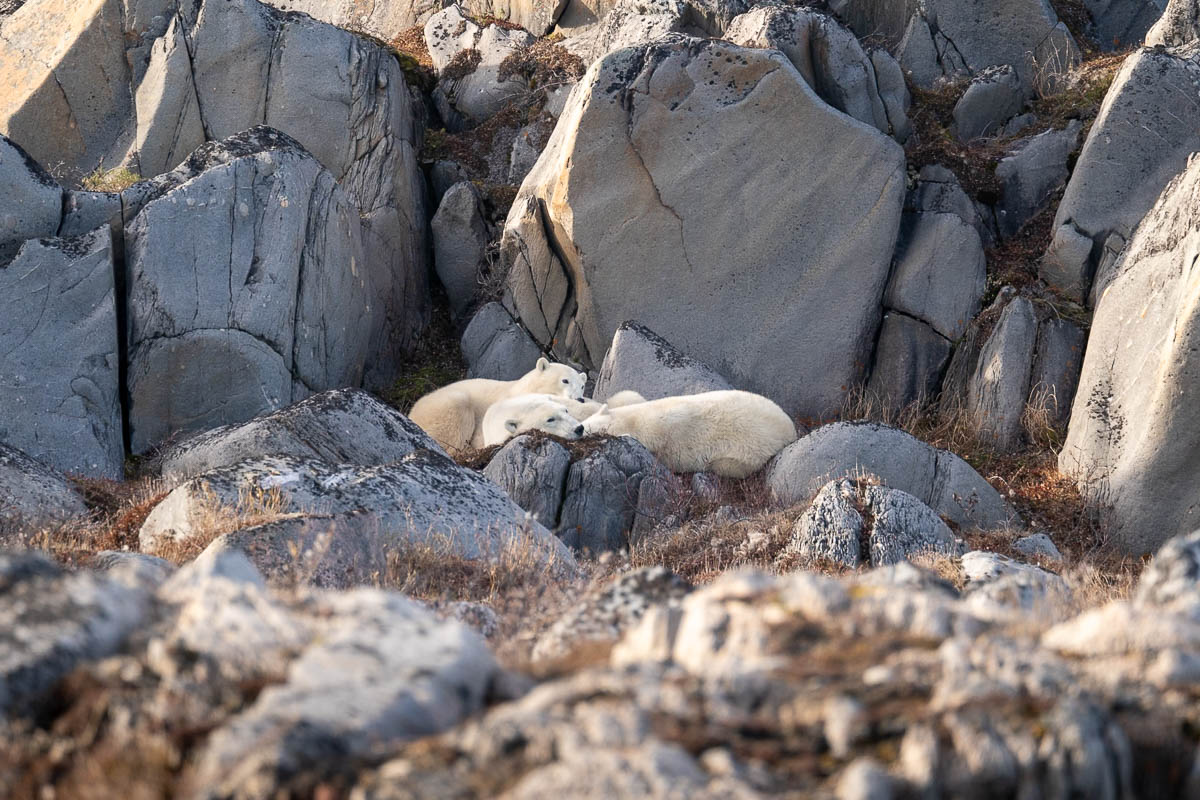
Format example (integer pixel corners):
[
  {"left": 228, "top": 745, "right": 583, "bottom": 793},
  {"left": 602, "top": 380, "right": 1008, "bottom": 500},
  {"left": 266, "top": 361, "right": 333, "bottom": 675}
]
[{"left": 5, "top": 0, "right": 1200, "bottom": 795}]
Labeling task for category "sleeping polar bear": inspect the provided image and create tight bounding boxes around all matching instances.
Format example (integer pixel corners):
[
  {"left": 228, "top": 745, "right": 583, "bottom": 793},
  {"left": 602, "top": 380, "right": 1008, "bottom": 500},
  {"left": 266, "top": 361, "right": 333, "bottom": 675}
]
[
  {"left": 408, "top": 358, "right": 585, "bottom": 454},
  {"left": 581, "top": 390, "right": 797, "bottom": 478},
  {"left": 481, "top": 395, "right": 586, "bottom": 446}
]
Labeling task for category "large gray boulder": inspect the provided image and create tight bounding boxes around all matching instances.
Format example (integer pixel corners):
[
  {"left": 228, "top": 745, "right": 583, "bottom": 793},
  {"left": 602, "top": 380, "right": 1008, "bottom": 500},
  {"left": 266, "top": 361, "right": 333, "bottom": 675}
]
[
  {"left": 951, "top": 65, "right": 1024, "bottom": 142},
  {"left": 503, "top": 36, "right": 906, "bottom": 418},
  {"left": 433, "top": 181, "right": 490, "bottom": 319},
  {"left": 865, "top": 312, "right": 952, "bottom": 409},
  {"left": 262, "top": 0, "right": 443, "bottom": 38},
  {"left": 483, "top": 434, "right": 572, "bottom": 526},
  {"left": 0, "top": 134, "right": 61, "bottom": 263},
  {"left": 1086, "top": 0, "right": 1168, "bottom": 48},
  {"left": 124, "top": 129, "right": 376, "bottom": 454},
  {"left": 461, "top": 302, "right": 544, "bottom": 380},
  {"left": 768, "top": 422, "right": 1015, "bottom": 529},
  {"left": 0, "top": 442, "right": 88, "bottom": 531},
  {"left": 0, "top": 552, "right": 149, "bottom": 716},
  {"left": 2, "top": 0, "right": 430, "bottom": 377},
  {"left": 1029, "top": 317, "right": 1086, "bottom": 430},
  {"left": 0, "top": 227, "right": 124, "bottom": 478},
  {"left": 1061, "top": 154, "right": 1200, "bottom": 553},
  {"left": 594, "top": 321, "right": 732, "bottom": 402},
  {"left": 995, "top": 122, "right": 1081, "bottom": 238},
  {"left": 883, "top": 209, "right": 986, "bottom": 340},
  {"left": 158, "top": 388, "right": 441, "bottom": 481},
  {"left": 1147, "top": 0, "right": 1200, "bottom": 45},
  {"left": 725, "top": 6, "right": 910, "bottom": 140},
  {"left": 967, "top": 296, "right": 1038, "bottom": 451},
  {"left": 561, "top": 0, "right": 690, "bottom": 65},
  {"left": 1049, "top": 45, "right": 1200, "bottom": 303},
  {"left": 828, "top": 0, "right": 1079, "bottom": 94},
  {"left": 424, "top": 6, "right": 536, "bottom": 124},
  {"left": 140, "top": 451, "right": 577, "bottom": 569}
]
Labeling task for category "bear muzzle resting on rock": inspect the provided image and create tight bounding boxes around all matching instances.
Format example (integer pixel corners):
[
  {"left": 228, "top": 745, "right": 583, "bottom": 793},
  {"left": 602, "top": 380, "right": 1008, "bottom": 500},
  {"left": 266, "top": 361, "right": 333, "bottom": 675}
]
[
  {"left": 581, "top": 389, "right": 797, "bottom": 478},
  {"left": 408, "top": 357, "right": 586, "bottom": 454},
  {"left": 482, "top": 394, "right": 586, "bottom": 446}
]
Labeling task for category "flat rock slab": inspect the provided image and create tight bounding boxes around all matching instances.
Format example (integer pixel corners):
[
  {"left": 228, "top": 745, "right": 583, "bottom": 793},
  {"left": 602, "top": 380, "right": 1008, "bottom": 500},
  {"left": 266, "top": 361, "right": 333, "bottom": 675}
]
[
  {"left": 768, "top": 421, "right": 1015, "bottom": 530},
  {"left": 159, "top": 388, "right": 441, "bottom": 481}
]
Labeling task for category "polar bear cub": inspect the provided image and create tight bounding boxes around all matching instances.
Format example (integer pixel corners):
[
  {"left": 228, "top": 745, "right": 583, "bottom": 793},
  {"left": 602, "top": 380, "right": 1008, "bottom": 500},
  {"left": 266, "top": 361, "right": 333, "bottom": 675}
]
[
  {"left": 581, "top": 390, "right": 797, "bottom": 478},
  {"left": 409, "top": 357, "right": 586, "bottom": 453},
  {"left": 482, "top": 395, "right": 586, "bottom": 446}
]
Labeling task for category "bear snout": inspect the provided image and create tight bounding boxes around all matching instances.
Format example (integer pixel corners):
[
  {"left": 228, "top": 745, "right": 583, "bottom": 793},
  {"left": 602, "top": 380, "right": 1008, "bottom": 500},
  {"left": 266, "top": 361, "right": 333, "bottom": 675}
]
[{"left": 574, "top": 424, "right": 585, "bottom": 436}]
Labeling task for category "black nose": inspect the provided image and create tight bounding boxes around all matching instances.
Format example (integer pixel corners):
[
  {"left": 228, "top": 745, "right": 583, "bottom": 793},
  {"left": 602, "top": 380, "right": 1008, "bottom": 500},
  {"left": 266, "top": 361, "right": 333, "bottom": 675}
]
[{"left": 575, "top": 425, "right": 584, "bottom": 436}]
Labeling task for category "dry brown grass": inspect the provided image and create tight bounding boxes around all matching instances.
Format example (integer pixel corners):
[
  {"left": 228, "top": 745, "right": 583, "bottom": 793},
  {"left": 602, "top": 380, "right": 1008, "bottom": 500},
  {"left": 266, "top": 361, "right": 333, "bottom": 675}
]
[
  {"left": 383, "top": 299, "right": 468, "bottom": 414},
  {"left": 80, "top": 166, "right": 140, "bottom": 193},
  {"left": 150, "top": 484, "right": 290, "bottom": 565},
  {"left": 498, "top": 39, "right": 585, "bottom": 90}
]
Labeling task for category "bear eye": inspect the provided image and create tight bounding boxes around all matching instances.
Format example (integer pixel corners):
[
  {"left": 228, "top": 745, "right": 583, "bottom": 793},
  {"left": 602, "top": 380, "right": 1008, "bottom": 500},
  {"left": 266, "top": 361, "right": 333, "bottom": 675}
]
[
  {"left": 561, "top": 378, "right": 568, "bottom": 384},
  {"left": 547, "top": 417, "right": 556, "bottom": 423}
]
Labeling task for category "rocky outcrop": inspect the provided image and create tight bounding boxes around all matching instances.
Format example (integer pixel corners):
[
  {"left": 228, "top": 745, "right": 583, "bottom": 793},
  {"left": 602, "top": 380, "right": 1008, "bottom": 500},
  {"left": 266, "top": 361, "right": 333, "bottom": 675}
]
[
  {"left": 0, "top": 134, "right": 61, "bottom": 263},
  {"left": 768, "top": 421, "right": 1015, "bottom": 529},
  {"left": 263, "top": 0, "right": 443, "bottom": 38},
  {"left": 433, "top": 181, "right": 490, "bottom": 318},
  {"left": 865, "top": 312, "right": 952, "bottom": 409},
  {"left": 1147, "top": 0, "right": 1200, "bottom": 45},
  {"left": 1061, "top": 153, "right": 1200, "bottom": 554},
  {"left": 951, "top": 65, "right": 1024, "bottom": 142},
  {"left": 425, "top": 6, "right": 536, "bottom": 125},
  {"left": 994, "top": 121, "right": 1081, "bottom": 238},
  {"left": 828, "top": 0, "right": 1079, "bottom": 94},
  {"left": 1048, "top": 45, "right": 1200, "bottom": 304},
  {"left": 461, "top": 302, "right": 544, "bottom": 380},
  {"left": 484, "top": 434, "right": 572, "bottom": 526},
  {"left": 1086, "top": 0, "right": 1167, "bottom": 49},
  {"left": 123, "top": 130, "right": 377, "bottom": 453},
  {"left": 1, "top": 0, "right": 430, "bottom": 375},
  {"left": 158, "top": 388, "right": 440, "bottom": 481},
  {"left": 0, "top": 227, "right": 123, "bottom": 479},
  {"left": 0, "top": 443, "right": 88, "bottom": 531},
  {"left": 141, "top": 450, "right": 577, "bottom": 572},
  {"left": 503, "top": 36, "right": 906, "bottom": 418},
  {"left": 780, "top": 477, "right": 960, "bottom": 568},
  {"left": 726, "top": 6, "right": 911, "bottom": 140},
  {"left": 594, "top": 321, "right": 732, "bottom": 403},
  {"left": 967, "top": 296, "right": 1038, "bottom": 451}
]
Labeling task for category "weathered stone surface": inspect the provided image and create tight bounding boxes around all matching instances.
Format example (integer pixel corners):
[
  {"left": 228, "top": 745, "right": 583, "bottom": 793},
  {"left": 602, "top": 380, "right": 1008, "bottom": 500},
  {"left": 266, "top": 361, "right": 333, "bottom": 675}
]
[
  {"left": 433, "top": 181, "right": 489, "bottom": 318},
  {"left": 89, "top": 550, "right": 176, "bottom": 589},
  {"left": 830, "top": 0, "right": 1080, "bottom": 93},
  {"left": 190, "top": 586, "right": 501, "bottom": 795},
  {"left": 1052, "top": 45, "right": 1200, "bottom": 296},
  {"left": 263, "top": 0, "right": 443, "bottom": 39},
  {"left": 504, "top": 36, "right": 906, "bottom": 418},
  {"left": 1028, "top": 317, "right": 1086, "bottom": 430},
  {"left": 1136, "top": 528, "right": 1200, "bottom": 610},
  {"left": 768, "top": 422, "right": 1015, "bottom": 529},
  {"left": 461, "top": 302, "right": 544, "bottom": 380},
  {"left": 0, "top": 552, "right": 148, "bottom": 716},
  {"left": 884, "top": 210, "right": 986, "bottom": 340},
  {"left": 558, "top": 436, "right": 672, "bottom": 554},
  {"left": 1060, "top": 155, "right": 1200, "bottom": 553},
  {"left": 967, "top": 296, "right": 1037, "bottom": 452},
  {"left": 426, "top": 6, "right": 536, "bottom": 123},
  {"left": 865, "top": 313, "right": 952, "bottom": 409},
  {"left": 595, "top": 321, "right": 732, "bottom": 403},
  {"left": 995, "top": 121, "right": 1080, "bottom": 238},
  {"left": 1014, "top": 532, "right": 1064, "bottom": 563},
  {"left": 726, "top": 6, "right": 909, "bottom": 139},
  {"left": 0, "top": 442, "right": 88, "bottom": 531},
  {"left": 1087, "top": 0, "right": 1167, "bottom": 49},
  {"left": 0, "top": 227, "right": 123, "bottom": 479},
  {"left": 781, "top": 478, "right": 957, "bottom": 569},
  {"left": 134, "top": 14, "right": 205, "bottom": 179},
  {"left": 141, "top": 451, "right": 577, "bottom": 569},
  {"left": 124, "top": 130, "right": 375, "bottom": 454},
  {"left": 159, "top": 389, "right": 439, "bottom": 481},
  {"left": 0, "top": 134, "right": 61, "bottom": 263},
  {"left": 561, "top": 0, "right": 689, "bottom": 64},
  {"left": 1147, "top": 0, "right": 1200, "bottom": 44},
  {"left": 1041, "top": 221, "right": 1096, "bottom": 303},
  {"left": 532, "top": 566, "right": 692, "bottom": 660},
  {"left": 484, "top": 434, "right": 571, "bottom": 526},
  {"left": 951, "top": 65, "right": 1024, "bottom": 142}
]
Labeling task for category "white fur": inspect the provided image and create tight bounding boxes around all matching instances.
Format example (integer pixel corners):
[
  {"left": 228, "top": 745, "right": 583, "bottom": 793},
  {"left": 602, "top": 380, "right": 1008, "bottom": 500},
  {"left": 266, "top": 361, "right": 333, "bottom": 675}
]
[
  {"left": 581, "top": 390, "right": 797, "bottom": 478},
  {"left": 482, "top": 395, "right": 585, "bottom": 446},
  {"left": 572, "top": 390, "right": 645, "bottom": 420},
  {"left": 605, "top": 390, "right": 647, "bottom": 408},
  {"left": 408, "top": 358, "right": 586, "bottom": 453}
]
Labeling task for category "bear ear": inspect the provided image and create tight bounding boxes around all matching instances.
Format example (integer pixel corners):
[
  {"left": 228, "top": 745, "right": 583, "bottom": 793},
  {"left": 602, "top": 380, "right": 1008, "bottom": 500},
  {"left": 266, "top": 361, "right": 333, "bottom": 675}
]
[
  {"left": 596, "top": 404, "right": 609, "bottom": 415},
  {"left": 505, "top": 419, "right": 520, "bottom": 433},
  {"left": 536, "top": 356, "right": 549, "bottom": 371}
]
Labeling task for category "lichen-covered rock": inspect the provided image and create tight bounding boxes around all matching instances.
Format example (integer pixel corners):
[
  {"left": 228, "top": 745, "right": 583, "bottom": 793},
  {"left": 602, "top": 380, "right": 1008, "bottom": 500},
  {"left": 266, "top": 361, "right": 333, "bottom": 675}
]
[
  {"left": 461, "top": 302, "right": 544, "bottom": 381},
  {"left": 0, "top": 227, "right": 124, "bottom": 478},
  {"left": 158, "top": 388, "right": 440, "bottom": 481},
  {"left": 1135, "top": 529, "right": 1200, "bottom": 611},
  {"left": 124, "top": 129, "right": 376, "bottom": 454},
  {"left": 594, "top": 321, "right": 732, "bottom": 403},
  {"left": 0, "top": 443, "right": 88, "bottom": 531},
  {"left": 425, "top": 6, "right": 536, "bottom": 124},
  {"left": 1060, "top": 154, "right": 1200, "bottom": 553},
  {"left": 779, "top": 478, "right": 958, "bottom": 568},
  {"left": 141, "top": 451, "right": 577, "bottom": 572},
  {"left": 1148, "top": 0, "right": 1200, "bottom": 45},
  {"left": 768, "top": 422, "right": 1015, "bottom": 529},
  {"left": 503, "top": 35, "right": 906, "bottom": 419},
  {"left": 532, "top": 566, "right": 692, "bottom": 661}
]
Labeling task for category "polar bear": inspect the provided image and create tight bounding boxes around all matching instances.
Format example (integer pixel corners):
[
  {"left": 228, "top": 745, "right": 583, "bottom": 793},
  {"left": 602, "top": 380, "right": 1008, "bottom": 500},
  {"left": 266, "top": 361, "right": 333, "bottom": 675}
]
[
  {"left": 482, "top": 395, "right": 586, "bottom": 446},
  {"left": 581, "top": 390, "right": 797, "bottom": 478},
  {"left": 571, "top": 390, "right": 647, "bottom": 420},
  {"left": 409, "top": 357, "right": 586, "bottom": 453}
]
